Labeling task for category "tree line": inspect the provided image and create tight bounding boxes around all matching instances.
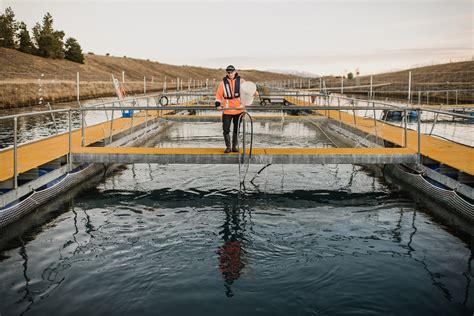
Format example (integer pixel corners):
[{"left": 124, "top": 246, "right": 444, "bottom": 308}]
[{"left": 0, "top": 7, "right": 84, "bottom": 63}]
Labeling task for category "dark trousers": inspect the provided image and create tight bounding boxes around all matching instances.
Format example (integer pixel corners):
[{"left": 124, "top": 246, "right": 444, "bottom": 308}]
[{"left": 222, "top": 114, "right": 240, "bottom": 136}]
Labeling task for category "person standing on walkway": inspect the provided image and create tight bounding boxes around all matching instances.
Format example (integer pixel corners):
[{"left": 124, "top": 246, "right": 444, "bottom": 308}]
[{"left": 215, "top": 65, "right": 245, "bottom": 153}]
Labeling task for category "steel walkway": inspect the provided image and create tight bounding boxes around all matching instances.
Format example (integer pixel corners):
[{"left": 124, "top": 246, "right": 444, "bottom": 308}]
[
  {"left": 0, "top": 110, "right": 162, "bottom": 182},
  {"left": 71, "top": 147, "right": 417, "bottom": 165},
  {"left": 284, "top": 97, "right": 474, "bottom": 176}
]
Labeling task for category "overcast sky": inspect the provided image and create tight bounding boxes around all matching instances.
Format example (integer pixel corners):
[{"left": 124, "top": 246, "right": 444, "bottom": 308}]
[{"left": 1, "top": 0, "right": 473, "bottom": 75}]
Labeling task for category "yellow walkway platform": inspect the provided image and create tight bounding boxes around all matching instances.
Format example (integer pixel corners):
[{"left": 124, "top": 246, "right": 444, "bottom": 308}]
[
  {"left": 0, "top": 111, "right": 161, "bottom": 182},
  {"left": 284, "top": 97, "right": 474, "bottom": 175}
]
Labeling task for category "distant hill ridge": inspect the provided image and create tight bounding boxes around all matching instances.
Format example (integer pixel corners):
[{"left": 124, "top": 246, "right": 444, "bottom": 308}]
[{"left": 0, "top": 48, "right": 299, "bottom": 108}]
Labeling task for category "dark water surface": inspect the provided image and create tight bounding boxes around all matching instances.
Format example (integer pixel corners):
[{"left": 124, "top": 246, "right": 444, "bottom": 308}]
[{"left": 0, "top": 119, "right": 472, "bottom": 315}]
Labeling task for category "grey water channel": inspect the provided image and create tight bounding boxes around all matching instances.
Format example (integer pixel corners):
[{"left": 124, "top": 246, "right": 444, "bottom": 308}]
[{"left": 0, "top": 112, "right": 473, "bottom": 315}]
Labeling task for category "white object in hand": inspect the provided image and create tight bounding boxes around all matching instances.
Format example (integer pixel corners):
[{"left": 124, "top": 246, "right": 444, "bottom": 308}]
[{"left": 240, "top": 81, "right": 257, "bottom": 106}]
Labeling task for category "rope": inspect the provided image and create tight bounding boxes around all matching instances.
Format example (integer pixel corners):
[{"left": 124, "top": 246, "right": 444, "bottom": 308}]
[{"left": 237, "top": 112, "right": 254, "bottom": 189}]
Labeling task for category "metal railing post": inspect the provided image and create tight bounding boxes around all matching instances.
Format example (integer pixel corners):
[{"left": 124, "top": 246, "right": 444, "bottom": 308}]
[
  {"left": 81, "top": 109, "right": 85, "bottom": 146},
  {"left": 76, "top": 72, "right": 80, "bottom": 102},
  {"left": 145, "top": 109, "right": 148, "bottom": 134},
  {"left": 68, "top": 110, "right": 72, "bottom": 167},
  {"left": 352, "top": 100, "right": 357, "bottom": 125},
  {"left": 372, "top": 101, "right": 378, "bottom": 144},
  {"left": 404, "top": 109, "right": 407, "bottom": 148},
  {"left": 407, "top": 71, "right": 412, "bottom": 103},
  {"left": 337, "top": 97, "right": 342, "bottom": 125},
  {"left": 417, "top": 109, "right": 421, "bottom": 164},
  {"left": 13, "top": 117, "right": 18, "bottom": 190},
  {"left": 109, "top": 102, "right": 115, "bottom": 144},
  {"left": 130, "top": 99, "right": 135, "bottom": 135}
]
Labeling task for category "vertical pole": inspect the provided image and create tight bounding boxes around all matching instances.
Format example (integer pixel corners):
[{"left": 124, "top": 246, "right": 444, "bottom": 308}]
[
  {"left": 81, "top": 109, "right": 85, "bottom": 146},
  {"left": 46, "top": 102, "right": 59, "bottom": 134},
  {"left": 372, "top": 100, "right": 377, "bottom": 123},
  {"left": 144, "top": 76, "right": 147, "bottom": 95},
  {"left": 76, "top": 72, "right": 80, "bottom": 102},
  {"left": 242, "top": 117, "right": 246, "bottom": 161},
  {"left": 418, "top": 91, "right": 421, "bottom": 105},
  {"left": 407, "top": 71, "right": 412, "bottom": 103},
  {"left": 455, "top": 90, "right": 458, "bottom": 105},
  {"left": 68, "top": 110, "right": 72, "bottom": 167},
  {"left": 163, "top": 76, "right": 167, "bottom": 93},
  {"left": 145, "top": 109, "right": 148, "bottom": 133},
  {"left": 417, "top": 109, "right": 421, "bottom": 165},
  {"left": 352, "top": 100, "right": 356, "bottom": 125},
  {"left": 341, "top": 76, "right": 344, "bottom": 94},
  {"left": 372, "top": 101, "right": 378, "bottom": 144},
  {"left": 404, "top": 109, "right": 407, "bottom": 147},
  {"left": 130, "top": 99, "right": 135, "bottom": 135},
  {"left": 109, "top": 102, "right": 115, "bottom": 144},
  {"left": 369, "top": 75, "right": 373, "bottom": 99},
  {"left": 446, "top": 91, "right": 449, "bottom": 106},
  {"left": 122, "top": 71, "right": 125, "bottom": 83},
  {"left": 338, "top": 97, "right": 342, "bottom": 124},
  {"left": 13, "top": 117, "right": 18, "bottom": 190}
]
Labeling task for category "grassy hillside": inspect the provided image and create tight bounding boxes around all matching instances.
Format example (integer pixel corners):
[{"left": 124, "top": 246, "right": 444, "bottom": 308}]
[
  {"left": 0, "top": 48, "right": 298, "bottom": 108},
  {"left": 320, "top": 60, "right": 474, "bottom": 104}
]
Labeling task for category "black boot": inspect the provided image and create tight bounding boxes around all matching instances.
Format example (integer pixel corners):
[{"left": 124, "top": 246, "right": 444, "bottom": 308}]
[
  {"left": 231, "top": 133, "right": 239, "bottom": 152},
  {"left": 224, "top": 134, "right": 231, "bottom": 153}
]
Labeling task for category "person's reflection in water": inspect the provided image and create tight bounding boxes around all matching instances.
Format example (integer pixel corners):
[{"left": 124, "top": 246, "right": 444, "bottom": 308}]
[{"left": 217, "top": 204, "right": 248, "bottom": 297}]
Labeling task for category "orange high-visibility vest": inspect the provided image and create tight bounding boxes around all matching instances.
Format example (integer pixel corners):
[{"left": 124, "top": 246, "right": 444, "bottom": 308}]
[{"left": 215, "top": 75, "right": 245, "bottom": 115}]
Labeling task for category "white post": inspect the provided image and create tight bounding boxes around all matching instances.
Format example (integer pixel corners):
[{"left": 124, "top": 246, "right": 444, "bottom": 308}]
[
  {"left": 163, "top": 76, "right": 167, "bottom": 92},
  {"left": 76, "top": 72, "right": 80, "bottom": 102},
  {"left": 122, "top": 70, "right": 125, "bottom": 83},
  {"left": 341, "top": 76, "right": 344, "bottom": 94},
  {"left": 143, "top": 76, "right": 146, "bottom": 94},
  {"left": 369, "top": 75, "right": 373, "bottom": 99},
  {"left": 13, "top": 117, "right": 18, "bottom": 190},
  {"left": 408, "top": 71, "right": 412, "bottom": 102}
]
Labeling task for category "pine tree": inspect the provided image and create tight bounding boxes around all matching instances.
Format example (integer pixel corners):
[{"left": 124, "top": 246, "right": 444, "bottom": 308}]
[
  {"left": 17, "top": 22, "right": 35, "bottom": 54},
  {"left": 0, "top": 7, "right": 18, "bottom": 48},
  {"left": 32, "top": 12, "right": 64, "bottom": 58},
  {"left": 64, "top": 37, "right": 84, "bottom": 63}
]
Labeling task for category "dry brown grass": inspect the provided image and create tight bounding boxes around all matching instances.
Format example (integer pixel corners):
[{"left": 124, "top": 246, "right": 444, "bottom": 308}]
[
  {"left": 321, "top": 61, "right": 474, "bottom": 104},
  {"left": 0, "top": 48, "right": 298, "bottom": 108}
]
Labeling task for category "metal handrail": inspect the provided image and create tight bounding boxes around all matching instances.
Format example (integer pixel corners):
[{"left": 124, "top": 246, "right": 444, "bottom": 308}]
[
  {"left": 2, "top": 93, "right": 472, "bottom": 191},
  {"left": 1, "top": 102, "right": 472, "bottom": 120},
  {"left": 83, "top": 105, "right": 397, "bottom": 111}
]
